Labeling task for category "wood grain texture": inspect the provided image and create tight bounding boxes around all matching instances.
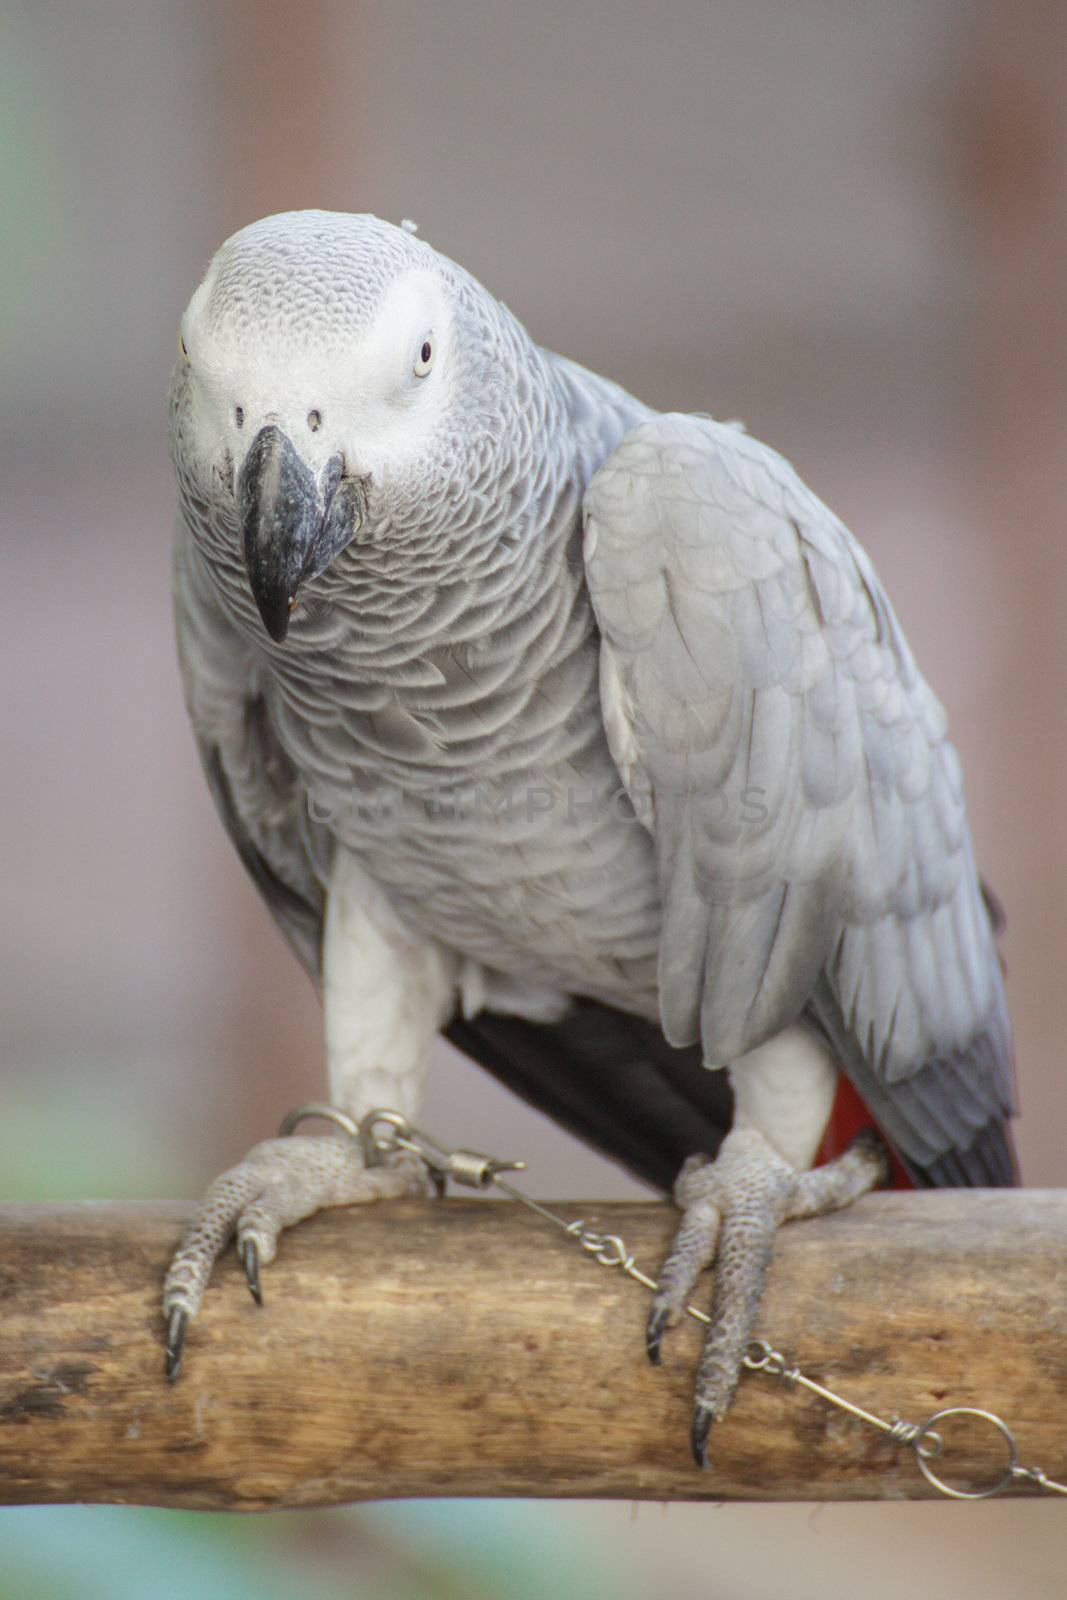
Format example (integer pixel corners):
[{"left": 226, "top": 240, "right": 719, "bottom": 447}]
[{"left": 1, "top": 1192, "right": 1065, "bottom": 1507}]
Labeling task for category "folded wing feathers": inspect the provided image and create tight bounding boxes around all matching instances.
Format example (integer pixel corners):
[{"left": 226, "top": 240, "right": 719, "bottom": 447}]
[{"left": 584, "top": 413, "right": 1013, "bottom": 1163}]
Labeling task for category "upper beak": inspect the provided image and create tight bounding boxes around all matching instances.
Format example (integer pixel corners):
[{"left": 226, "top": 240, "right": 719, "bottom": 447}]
[{"left": 237, "top": 425, "right": 358, "bottom": 644}]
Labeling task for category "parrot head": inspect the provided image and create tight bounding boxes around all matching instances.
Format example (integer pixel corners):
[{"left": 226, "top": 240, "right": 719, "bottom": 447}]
[{"left": 171, "top": 211, "right": 529, "bottom": 643}]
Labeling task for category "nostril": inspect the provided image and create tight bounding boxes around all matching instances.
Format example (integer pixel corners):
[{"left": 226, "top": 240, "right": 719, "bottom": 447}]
[
  {"left": 307, "top": 409, "right": 322, "bottom": 433},
  {"left": 234, "top": 406, "right": 244, "bottom": 428}
]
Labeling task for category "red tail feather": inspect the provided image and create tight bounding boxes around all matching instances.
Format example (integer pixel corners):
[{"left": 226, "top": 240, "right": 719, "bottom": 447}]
[{"left": 816, "top": 1075, "right": 914, "bottom": 1189}]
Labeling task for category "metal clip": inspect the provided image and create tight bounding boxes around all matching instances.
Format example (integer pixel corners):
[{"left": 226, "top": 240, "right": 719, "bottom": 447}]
[{"left": 282, "top": 1103, "right": 526, "bottom": 1192}]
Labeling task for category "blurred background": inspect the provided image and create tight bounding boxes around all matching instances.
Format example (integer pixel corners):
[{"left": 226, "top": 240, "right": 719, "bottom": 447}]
[{"left": 2, "top": 0, "right": 1066, "bottom": 1595}]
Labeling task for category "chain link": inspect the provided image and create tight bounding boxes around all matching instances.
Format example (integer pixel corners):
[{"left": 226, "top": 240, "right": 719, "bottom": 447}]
[{"left": 282, "top": 1103, "right": 1067, "bottom": 1500}]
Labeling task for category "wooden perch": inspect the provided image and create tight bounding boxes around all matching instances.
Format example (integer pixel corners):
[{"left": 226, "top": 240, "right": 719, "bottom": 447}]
[{"left": 2, "top": 1191, "right": 1065, "bottom": 1508}]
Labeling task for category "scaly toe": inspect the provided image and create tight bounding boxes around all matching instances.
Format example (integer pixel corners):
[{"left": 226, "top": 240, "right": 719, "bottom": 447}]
[{"left": 646, "top": 1193, "right": 722, "bottom": 1367}]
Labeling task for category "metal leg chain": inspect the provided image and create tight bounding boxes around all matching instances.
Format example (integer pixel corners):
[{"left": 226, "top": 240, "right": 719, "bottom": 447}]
[{"left": 281, "top": 1102, "right": 1067, "bottom": 1499}]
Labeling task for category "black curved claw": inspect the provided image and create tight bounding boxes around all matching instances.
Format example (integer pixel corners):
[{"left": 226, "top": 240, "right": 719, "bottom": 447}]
[
  {"left": 691, "top": 1400, "right": 715, "bottom": 1470},
  {"left": 241, "top": 1238, "right": 263, "bottom": 1306},
  {"left": 646, "top": 1304, "right": 669, "bottom": 1366},
  {"left": 165, "top": 1307, "right": 188, "bottom": 1384}
]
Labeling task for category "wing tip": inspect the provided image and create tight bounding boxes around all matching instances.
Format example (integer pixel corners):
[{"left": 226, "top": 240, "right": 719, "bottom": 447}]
[{"left": 905, "top": 1117, "right": 1019, "bottom": 1189}]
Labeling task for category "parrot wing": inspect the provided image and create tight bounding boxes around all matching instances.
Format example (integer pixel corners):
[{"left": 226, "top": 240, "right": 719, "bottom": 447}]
[{"left": 583, "top": 413, "right": 1015, "bottom": 1185}]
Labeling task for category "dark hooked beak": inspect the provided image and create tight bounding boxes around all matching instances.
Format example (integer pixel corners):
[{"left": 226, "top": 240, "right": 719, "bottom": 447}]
[{"left": 237, "top": 425, "right": 361, "bottom": 644}]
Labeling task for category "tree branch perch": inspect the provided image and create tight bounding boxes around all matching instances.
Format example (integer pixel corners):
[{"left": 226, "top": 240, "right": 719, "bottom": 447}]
[{"left": 2, "top": 1191, "right": 1065, "bottom": 1508}]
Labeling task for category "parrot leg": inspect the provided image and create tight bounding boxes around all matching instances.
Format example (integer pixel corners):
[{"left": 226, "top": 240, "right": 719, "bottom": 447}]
[
  {"left": 161, "top": 849, "right": 459, "bottom": 1381},
  {"left": 646, "top": 1125, "right": 888, "bottom": 1467},
  {"left": 162, "top": 1135, "right": 431, "bottom": 1380}
]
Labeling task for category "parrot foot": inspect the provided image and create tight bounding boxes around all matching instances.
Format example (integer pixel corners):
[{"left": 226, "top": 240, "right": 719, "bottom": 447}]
[
  {"left": 647, "top": 1126, "right": 888, "bottom": 1467},
  {"left": 162, "top": 1134, "right": 431, "bottom": 1381}
]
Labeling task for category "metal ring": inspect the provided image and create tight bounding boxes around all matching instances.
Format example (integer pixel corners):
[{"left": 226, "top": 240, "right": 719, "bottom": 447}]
[
  {"left": 592, "top": 1234, "right": 627, "bottom": 1268},
  {"left": 913, "top": 1408, "right": 1020, "bottom": 1500},
  {"left": 278, "top": 1102, "right": 360, "bottom": 1139},
  {"left": 357, "top": 1108, "right": 411, "bottom": 1168},
  {"left": 743, "top": 1340, "right": 774, "bottom": 1372}
]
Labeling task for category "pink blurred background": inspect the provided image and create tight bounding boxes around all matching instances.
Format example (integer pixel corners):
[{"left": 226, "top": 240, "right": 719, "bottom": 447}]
[{"left": 3, "top": 2, "right": 1065, "bottom": 1594}]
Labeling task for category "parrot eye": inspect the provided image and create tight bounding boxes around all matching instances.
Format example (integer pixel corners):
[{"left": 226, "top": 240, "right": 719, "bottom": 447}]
[
  {"left": 178, "top": 330, "right": 190, "bottom": 362},
  {"left": 414, "top": 337, "right": 434, "bottom": 378}
]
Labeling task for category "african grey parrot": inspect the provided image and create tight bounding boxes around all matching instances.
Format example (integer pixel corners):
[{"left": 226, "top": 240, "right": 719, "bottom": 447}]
[{"left": 166, "top": 211, "right": 1015, "bottom": 1466}]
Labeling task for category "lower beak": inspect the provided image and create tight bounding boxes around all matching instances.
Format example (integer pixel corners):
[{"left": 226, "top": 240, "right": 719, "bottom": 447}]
[{"left": 237, "top": 426, "right": 356, "bottom": 644}]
